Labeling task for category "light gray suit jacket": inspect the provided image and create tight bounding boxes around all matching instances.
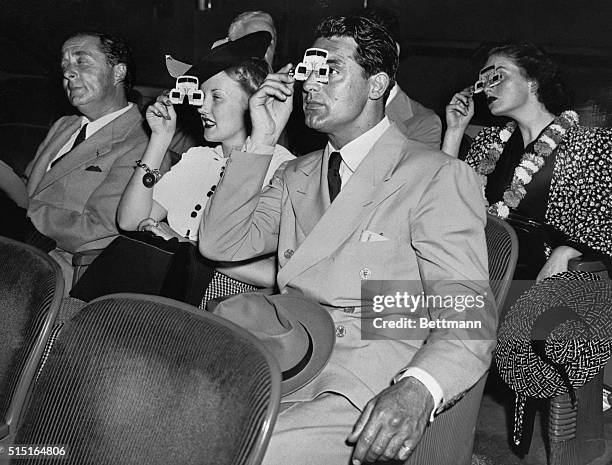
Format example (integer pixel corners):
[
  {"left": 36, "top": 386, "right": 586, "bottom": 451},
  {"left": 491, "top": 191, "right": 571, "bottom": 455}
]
[
  {"left": 26, "top": 105, "right": 148, "bottom": 254},
  {"left": 386, "top": 85, "right": 442, "bottom": 149},
  {"left": 200, "top": 124, "right": 496, "bottom": 412}
]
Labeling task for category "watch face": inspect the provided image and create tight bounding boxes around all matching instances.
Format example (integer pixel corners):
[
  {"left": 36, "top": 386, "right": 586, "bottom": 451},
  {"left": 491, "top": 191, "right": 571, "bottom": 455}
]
[{"left": 142, "top": 172, "right": 157, "bottom": 188}]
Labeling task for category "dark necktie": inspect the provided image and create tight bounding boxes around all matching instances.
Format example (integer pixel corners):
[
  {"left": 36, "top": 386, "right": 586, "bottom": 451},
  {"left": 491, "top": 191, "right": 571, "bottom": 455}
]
[
  {"left": 51, "top": 123, "right": 88, "bottom": 169},
  {"left": 327, "top": 151, "right": 342, "bottom": 203}
]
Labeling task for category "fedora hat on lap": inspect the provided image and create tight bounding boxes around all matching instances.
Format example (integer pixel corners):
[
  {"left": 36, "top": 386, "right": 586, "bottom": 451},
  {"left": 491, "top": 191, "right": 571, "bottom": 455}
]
[{"left": 211, "top": 292, "right": 335, "bottom": 396}]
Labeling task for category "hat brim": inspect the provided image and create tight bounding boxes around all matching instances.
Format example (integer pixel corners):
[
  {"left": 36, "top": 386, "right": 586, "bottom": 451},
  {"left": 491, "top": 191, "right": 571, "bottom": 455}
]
[
  {"left": 167, "top": 31, "right": 271, "bottom": 85},
  {"left": 496, "top": 270, "right": 612, "bottom": 398},
  {"left": 210, "top": 292, "right": 335, "bottom": 396},
  {"left": 265, "top": 294, "right": 335, "bottom": 396}
]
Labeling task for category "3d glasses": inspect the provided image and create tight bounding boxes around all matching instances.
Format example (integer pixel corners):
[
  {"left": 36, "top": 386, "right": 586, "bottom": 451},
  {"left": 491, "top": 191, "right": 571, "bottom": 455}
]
[
  {"left": 292, "top": 48, "right": 330, "bottom": 83},
  {"left": 472, "top": 65, "right": 504, "bottom": 94}
]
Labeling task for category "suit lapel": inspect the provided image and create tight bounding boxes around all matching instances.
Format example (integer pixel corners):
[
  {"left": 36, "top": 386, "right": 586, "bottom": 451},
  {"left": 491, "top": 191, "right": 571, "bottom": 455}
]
[
  {"left": 286, "top": 150, "right": 327, "bottom": 236},
  {"left": 27, "top": 117, "right": 82, "bottom": 197},
  {"left": 33, "top": 106, "right": 138, "bottom": 195},
  {"left": 278, "top": 125, "right": 409, "bottom": 288}
]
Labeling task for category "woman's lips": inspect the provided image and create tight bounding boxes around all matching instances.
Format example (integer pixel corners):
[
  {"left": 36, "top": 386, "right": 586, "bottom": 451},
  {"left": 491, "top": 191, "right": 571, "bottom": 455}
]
[{"left": 202, "top": 117, "right": 215, "bottom": 128}]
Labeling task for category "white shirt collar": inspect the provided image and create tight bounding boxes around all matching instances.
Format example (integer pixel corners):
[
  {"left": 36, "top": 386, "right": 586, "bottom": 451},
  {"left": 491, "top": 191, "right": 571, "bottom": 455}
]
[
  {"left": 385, "top": 84, "right": 400, "bottom": 108},
  {"left": 46, "top": 103, "right": 133, "bottom": 172},
  {"left": 327, "top": 116, "right": 391, "bottom": 174},
  {"left": 81, "top": 103, "right": 133, "bottom": 137}
]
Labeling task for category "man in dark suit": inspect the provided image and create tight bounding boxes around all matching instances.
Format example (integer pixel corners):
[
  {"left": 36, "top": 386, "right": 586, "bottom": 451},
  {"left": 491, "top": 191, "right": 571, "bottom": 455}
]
[
  {"left": 0, "top": 31, "right": 148, "bottom": 287},
  {"left": 200, "top": 15, "right": 495, "bottom": 465}
]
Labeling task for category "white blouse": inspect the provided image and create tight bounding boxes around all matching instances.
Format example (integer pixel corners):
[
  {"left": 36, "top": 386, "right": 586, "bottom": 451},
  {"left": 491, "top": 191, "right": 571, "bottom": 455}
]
[{"left": 153, "top": 143, "right": 294, "bottom": 240}]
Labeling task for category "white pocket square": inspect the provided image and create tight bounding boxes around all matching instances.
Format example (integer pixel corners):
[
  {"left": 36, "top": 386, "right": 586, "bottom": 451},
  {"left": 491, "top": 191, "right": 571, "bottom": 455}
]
[{"left": 359, "top": 230, "right": 390, "bottom": 242}]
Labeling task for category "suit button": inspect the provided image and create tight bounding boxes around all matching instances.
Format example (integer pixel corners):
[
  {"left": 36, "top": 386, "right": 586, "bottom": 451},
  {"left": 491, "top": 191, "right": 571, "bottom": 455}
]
[
  {"left": 284, "top": 249, "right": 294, "bottom": 259},
  {"left": 359, "top": 268, "right": 371, "bottom": 279},
  {"left": 336, "top": 325, "right": 346, "bottom": 337},
  {"left": 280, "top": 289, "right": 288, "bottom": 295}
]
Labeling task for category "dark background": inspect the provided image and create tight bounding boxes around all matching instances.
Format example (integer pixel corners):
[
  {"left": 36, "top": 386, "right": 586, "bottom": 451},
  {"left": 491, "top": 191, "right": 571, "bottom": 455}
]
[{"left": 1, "top": 0, "right": 611, "bottom": 162}]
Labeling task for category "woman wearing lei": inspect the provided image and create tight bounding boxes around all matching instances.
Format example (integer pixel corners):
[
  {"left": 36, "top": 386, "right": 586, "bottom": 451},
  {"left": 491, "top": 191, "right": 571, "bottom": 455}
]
[{"left": 442, "top": 42, "right": 611, "bottom": 281}]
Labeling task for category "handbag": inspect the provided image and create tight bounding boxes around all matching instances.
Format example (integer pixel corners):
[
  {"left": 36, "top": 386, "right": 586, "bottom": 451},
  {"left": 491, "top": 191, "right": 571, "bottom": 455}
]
[{"left": 70, "top": 231, "right": 215, "bottom": 306}]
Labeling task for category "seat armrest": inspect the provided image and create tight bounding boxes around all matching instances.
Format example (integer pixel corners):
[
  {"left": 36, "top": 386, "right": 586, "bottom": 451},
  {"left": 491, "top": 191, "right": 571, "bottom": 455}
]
[{"left": 568, "top": 257, "right": 606, "bottom": 274}]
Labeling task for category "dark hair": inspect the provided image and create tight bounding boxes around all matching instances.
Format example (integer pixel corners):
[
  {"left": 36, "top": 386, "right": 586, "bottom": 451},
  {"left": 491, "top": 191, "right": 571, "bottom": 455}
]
[
  {"left": 486, "top": 42, "right": 572, "bottom": 115},
  {"left": 354, "top": 6, "right": 400, "bottom": 46},
  {"left": 64, "top": 31, "right": 135, "bottom": 93},
  {"left": 225, "top": 57, "right": 269, "bottom": 96},
  {"left": 315, "top": 15, "right": 398, "bottom": 101}
]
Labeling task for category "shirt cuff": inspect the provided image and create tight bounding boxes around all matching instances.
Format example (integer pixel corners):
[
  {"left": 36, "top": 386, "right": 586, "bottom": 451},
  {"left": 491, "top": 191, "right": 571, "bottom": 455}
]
[{"left": 394, "top": 367, "right": 444, "bottom": 423}]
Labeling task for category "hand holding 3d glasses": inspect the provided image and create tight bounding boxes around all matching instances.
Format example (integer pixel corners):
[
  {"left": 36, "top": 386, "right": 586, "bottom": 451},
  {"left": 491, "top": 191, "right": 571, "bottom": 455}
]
[
  {"left": 445, "top": 65, "right": 505, "bottom": 132},
  {"left": 445, "top": 87, "right": 475, "bottom": 133},
  {"left": 249, "top": 63, "right": 295, "bottom": 147}
]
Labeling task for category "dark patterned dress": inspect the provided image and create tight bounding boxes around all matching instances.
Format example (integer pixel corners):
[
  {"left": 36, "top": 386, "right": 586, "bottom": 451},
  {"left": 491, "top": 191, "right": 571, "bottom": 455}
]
[{"left": 466, "top": 124, "right": 612, "bottom": 279}]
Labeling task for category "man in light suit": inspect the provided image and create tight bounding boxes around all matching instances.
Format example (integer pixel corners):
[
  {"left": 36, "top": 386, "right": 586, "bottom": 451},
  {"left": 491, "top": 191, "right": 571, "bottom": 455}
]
[
  {"left": 6, "top": 31, "right": 148, "bottom": 286},
  {"left": 358, "top": 6, "right": 442, "bottom": 149},
  {"left": 200, "top": 15, "right": 495, "bottom": 465}
]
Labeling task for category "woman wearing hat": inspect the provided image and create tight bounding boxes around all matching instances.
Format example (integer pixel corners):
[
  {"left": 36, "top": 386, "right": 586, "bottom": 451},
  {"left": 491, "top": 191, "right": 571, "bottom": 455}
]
[
  {"left": 118, "top": 31, "right": 294, "bottom": 305},
  {"left": 442, "top": 42, "right": 612, "bottom": 281}
]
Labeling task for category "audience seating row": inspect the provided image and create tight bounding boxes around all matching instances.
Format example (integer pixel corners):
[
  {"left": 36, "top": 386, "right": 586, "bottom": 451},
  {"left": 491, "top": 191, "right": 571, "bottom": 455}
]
[
  {"left": 4, "top": 216, "right": 605, "bottom": 464},
  {"left": 0, "top": 236, "right": 280, "bottom": 465}
]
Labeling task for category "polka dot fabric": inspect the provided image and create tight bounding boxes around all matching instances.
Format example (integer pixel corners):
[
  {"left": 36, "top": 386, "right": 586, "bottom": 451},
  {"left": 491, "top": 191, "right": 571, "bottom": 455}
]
[{"left": 546, "top": 125, "right": 612, "bottom": 257}]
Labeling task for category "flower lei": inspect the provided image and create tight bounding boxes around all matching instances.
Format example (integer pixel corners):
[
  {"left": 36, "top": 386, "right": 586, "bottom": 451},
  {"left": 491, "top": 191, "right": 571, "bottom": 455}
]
[{"left": 473, "top": 110, "right": 579, "bottom": 219}]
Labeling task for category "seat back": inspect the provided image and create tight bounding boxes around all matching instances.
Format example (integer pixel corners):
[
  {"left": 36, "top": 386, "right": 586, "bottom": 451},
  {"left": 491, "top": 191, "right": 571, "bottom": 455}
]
[
  {"left": 0, "top": 236, "right": 63, "bottom": 442},
  {"left": 14, "top": 294, "right": 281, "bottom": 465},
  {"left": 485, "top": 214, "right": 519, "bottom": 310},
  {"left": 404, "top": 374, "right": 487, "bottom": 465}
]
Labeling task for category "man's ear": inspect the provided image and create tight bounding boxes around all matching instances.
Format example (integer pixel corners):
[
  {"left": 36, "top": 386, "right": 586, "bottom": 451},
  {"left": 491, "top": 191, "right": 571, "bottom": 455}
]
[
  {"left": 113, "top": 63, "right": 127, "bottom": 87},
  {"left": 369, "top": 72, "right": 390, "bottom": 100},
  {"left": 528, "top": 80, "right": 538, "bottom": 94}
]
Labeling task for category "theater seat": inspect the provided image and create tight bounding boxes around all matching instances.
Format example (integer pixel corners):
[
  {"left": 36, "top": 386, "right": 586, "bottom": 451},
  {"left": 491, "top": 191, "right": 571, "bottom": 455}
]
[
  {"left": 0, "top": 236, "right": 63, "bottom": 446},
  {"left": 12, "top": 294, "right": 281, "bottom": 465},
  {"left": 404, "top": 214, "right": 518, "bottom": 464},
  {"left": 547, "top": 258, "right": 612, "bottom": 465},
  {"left": 485, "top": 213, "right": 519, "bottom": 310}
]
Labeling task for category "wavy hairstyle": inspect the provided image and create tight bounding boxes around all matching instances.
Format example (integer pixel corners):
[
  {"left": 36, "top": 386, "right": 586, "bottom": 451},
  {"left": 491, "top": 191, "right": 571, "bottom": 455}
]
[
  {"left": 225, "top": 57, "right": 269, "bottom": 96},
  {"left": 315, "top": 15, "right": 398, "bottom": 101},
  {"left": 486, "top": 42, "right": 573, "bottom": 115}
]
